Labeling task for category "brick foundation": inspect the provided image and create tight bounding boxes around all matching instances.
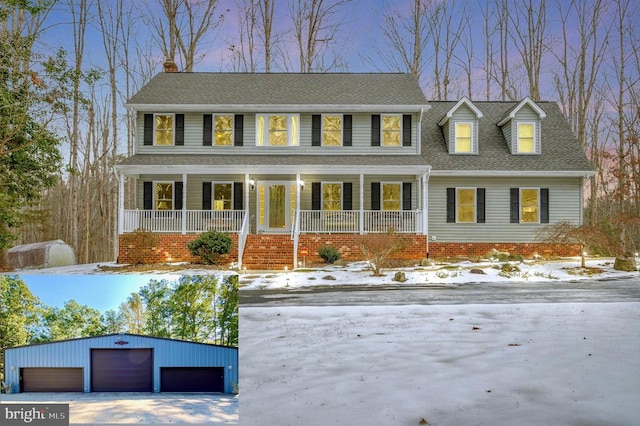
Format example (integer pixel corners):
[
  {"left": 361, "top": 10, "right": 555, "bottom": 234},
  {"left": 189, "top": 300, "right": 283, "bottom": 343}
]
[
  {"left": 118, "top": 233, "right": 238, "bottom": 265},
  {"left": 118, "top": 232, "right": 581, "bottom": 267}
]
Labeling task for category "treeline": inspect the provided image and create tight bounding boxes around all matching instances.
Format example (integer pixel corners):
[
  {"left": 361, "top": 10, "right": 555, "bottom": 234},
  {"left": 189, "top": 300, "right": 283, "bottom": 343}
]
[
  {"left": 0, "top": 274, "right": 238, "bottom": 382},
  {"left": 1, "top": 0, "right": 639, "bottom": 262}
]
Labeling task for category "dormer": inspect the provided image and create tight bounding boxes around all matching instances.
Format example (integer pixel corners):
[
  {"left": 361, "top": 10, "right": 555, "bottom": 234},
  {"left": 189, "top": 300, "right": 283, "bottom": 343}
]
[
  {"left": 438, "top": 97, "right": 483, "bottom": 155},
  {"left": 497, "top": 97, "right": 546, "bottom": 155}
]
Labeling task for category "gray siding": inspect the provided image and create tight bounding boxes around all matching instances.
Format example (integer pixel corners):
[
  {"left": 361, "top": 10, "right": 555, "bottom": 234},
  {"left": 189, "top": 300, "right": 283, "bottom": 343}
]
[
  {"left": 4, "top": 335, "right": 238, "bottom": 393},
  {"left": 135, "top": 112, "right": 419, "bottom": 155},
  {"left": 428, "top": 176, "right": 583, "bottom": 243}
]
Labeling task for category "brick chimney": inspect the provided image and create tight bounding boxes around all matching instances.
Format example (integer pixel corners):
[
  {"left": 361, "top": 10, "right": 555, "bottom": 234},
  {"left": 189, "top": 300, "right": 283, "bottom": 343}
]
[{"left": 163, "top": 60, "right": 178, "bottom": 73}]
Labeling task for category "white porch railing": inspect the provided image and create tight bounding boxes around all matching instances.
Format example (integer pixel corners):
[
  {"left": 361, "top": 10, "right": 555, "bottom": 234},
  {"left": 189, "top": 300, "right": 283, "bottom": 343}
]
[
  {"left": 121, "top": 210, "right": 244, "bottom": 233},
  {"left": 297, "top": 210, "right": 422, "bottom": 234}
]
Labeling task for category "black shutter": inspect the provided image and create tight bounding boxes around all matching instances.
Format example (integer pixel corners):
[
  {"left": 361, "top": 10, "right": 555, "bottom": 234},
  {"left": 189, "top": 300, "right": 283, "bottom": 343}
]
[
  {"left": 371, "top": 115, "right": 380, "bottom": 146},
  {"left": 343, "top": 182, "right": 352, "bottom": 210},
  {"left": 446, "top": 188, "right": 455, "bottom": 222},
  {"left": 143, "top": 114, "right": 153, "bottom": 145},
  {"left": 477, "top": 188, "right": 486, "bottom": 223},
  {"left": 143, "top": 182, "right": 153, "bottom": 210},
  {"left": 311, "top": 182, "right": 321, "bottom": 210},
  {"left": 234, "top": 182, "right": 243, "bottom": 210},
  {"left": 202, "top": 182, "right": 212, "bottom": 210},
  {"left": 540, "top": 188, "right": 549, "bottom": 223},
  {"left": 402, "top": 114, "right": 412, "bottom": 146},
  {"left": 175, "top": 182, "right": 183, "bottom": 210},
  {"left": 371, "top": 182, "right": 381, "bottom": 210},
  {"left": 343, "top": 115, "right": 352, "bottom": 146},
  {"left": 203, "top": 115, "right": 212, "bottom": 146},
  {"left": 510, "top": 188, "right": 520, "bottom": 223},
  {"left": 402, "top": 182, "right": 412, "bottom": 210},
  {"left": 312, "top": 115, "right": 321, "bottom": 146},
  {"left": 234, "top": 114, "right": 244, "bottom": 146},
  {"left": 175, "top": 114, "right": 184, "bottom": 145}
]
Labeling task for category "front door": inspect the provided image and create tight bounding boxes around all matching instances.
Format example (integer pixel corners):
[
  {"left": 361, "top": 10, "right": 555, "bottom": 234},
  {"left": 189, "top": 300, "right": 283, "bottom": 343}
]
[{"left": 258, "top": 181, "right": 295, "bottom": 233}]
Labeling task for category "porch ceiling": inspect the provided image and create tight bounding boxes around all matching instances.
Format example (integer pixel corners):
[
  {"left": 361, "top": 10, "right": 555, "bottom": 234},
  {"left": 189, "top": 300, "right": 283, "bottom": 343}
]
[{"left": 115, "top": 154, "right": 431, "bottom": 175}]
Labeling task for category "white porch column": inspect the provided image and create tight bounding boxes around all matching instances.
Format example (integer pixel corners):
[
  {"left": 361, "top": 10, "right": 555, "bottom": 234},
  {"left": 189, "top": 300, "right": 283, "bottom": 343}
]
[
  {"left": 117, "top": 172, "right": 125, "bottom": 235},
  {"left": 181, "top": 173, "right": 187, "bottom": 235},
  {"left": 422, "top": 171, "right": 430, "bottom": 258},
  {"left": 359, "top": 173, "right": 364, "bottom": 235}
]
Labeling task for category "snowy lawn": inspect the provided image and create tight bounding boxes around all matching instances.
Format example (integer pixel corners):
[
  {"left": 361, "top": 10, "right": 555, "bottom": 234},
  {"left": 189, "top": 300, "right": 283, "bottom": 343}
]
[
  {"left": 240, "top": 302, "right": 640, "bottom": 426},
  {"left": 240, "top": 258, "right": 638, "bottom": 289}
]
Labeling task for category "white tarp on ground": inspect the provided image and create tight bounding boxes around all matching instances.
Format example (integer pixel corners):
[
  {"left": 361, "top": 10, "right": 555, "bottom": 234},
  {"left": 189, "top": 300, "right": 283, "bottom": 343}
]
[{"left": 8, "top": 240, "right": 76, "bottom": 269}]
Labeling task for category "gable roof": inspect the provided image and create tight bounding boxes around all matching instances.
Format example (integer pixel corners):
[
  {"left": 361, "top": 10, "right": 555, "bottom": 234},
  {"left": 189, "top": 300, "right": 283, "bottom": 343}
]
[
  {"left": 497, "top": 96, "right": 547, "bottom": 126},
  {"left": 126, "top": 72, "right": 430, "bottom": 113},
  {"left": 437, "top": 96, "right": 483, "bottom": 126},
  {"left": 424, "top": 101, "right": 594, "bottom": 175}
]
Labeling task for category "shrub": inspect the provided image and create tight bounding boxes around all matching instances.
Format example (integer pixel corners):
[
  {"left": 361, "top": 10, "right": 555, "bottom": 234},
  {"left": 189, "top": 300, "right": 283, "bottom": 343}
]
[
  {"left": 359, "top": 229, "right": 415, "bottom": 276},
  {"left": 318, "top": 245, "right": 341, "bottom": 263},
  {"left": 187, "top": 231, "right": 232, "bottom": 264},
  {"left": 119, "top": 229, "right": 159, "bottom": 264}
]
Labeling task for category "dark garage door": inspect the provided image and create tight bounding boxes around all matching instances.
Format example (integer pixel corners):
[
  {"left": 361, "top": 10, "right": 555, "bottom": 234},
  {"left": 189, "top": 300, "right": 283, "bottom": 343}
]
[
  {"left": 91, "top": 349, "right": 152, "bottom": 392},
  {"left": 160, "top": 367, "right": 224, "bottom": 392},
  {"left": 21, "top": 368, "right": 83, "bottom": 392}
]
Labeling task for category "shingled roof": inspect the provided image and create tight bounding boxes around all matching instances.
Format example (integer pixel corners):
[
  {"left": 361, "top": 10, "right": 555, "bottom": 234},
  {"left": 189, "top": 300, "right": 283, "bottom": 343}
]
[
  {"left": 127, "top": 72, "right": 429, "bottom": 110},
  {"left": 423, "top": 101, "right": 594, "bottom": 174}
]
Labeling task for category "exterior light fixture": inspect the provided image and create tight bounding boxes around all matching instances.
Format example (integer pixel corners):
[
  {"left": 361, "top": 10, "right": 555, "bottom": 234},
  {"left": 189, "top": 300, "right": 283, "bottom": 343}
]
[
  {"left": 249, "top": 178, "right": 256, "bottom": 190},
  {"left": 298, "top": 178, "right": 305, "bottom": 190}
]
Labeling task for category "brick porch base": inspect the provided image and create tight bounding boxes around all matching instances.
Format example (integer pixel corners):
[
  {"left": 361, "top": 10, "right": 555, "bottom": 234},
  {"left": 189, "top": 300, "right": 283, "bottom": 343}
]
[{"left": 117, "top": 233, "right": 581, "bottom": 268}]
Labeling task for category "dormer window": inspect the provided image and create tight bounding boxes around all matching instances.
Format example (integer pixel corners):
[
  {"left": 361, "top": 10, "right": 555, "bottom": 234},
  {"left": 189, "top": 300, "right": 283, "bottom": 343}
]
[
  {"left": 454, "top": 122, "right": 473, "bottom": 153},
  {"left": 497, "top": 97, "right": 546, "bottom": 155},
  {"left": 438, "top": 97, "right": 482, "bottom": 155},
  {"left": 517, "top": 123, "right": 535, "bottom": 153}
]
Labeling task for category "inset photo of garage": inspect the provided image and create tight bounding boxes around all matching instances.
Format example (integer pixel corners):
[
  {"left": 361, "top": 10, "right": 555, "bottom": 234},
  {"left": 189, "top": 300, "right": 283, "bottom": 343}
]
[{"left": 4, "top": 333, "right": 238, "bottom": 394}]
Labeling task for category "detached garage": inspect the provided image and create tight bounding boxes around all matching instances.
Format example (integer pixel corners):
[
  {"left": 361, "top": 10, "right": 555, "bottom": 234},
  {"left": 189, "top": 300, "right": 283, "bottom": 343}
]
[{"left": 3, "top": 334, "right": 238, "bottom": 394}]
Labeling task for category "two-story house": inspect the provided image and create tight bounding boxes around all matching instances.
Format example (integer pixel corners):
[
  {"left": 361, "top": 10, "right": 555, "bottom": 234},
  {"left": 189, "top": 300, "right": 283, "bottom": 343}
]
[{"left": 115, "top": 69, "right": 594, "bottom": 269}]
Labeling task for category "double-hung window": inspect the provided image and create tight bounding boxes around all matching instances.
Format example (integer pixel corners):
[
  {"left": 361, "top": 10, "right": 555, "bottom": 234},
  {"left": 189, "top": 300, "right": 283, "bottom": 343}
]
[
  {"left": 322, "top": 183, "right": 342, "bottom": 210},
  {"left": 517, "top": 123, "right": 535, "bottom": 153},
  {"left": 213, "top": 182, "right": 233, "bottom": 210},
  {"left": 154, "top": 114, "right": 174, "bottom": 146},
  {"left": 446, "top": 187, "right": 485, "bottom": 223},
  {"left": 323, "top": 115, "right": 342, "bottom": 146},
  {"left": 155, "top": 182, "right": 173, "bottom": 210},
  {"left": 214, "top": 115, "right": 234, "bottom": 146},
  {"left": 382, "top": 183, "right": 402, "bottom": 211},
  {"left": 382, "top": 115, "right": 402, "bottom": 146},
  {"left": 454, "top": 122, "right": 473, "bottom": 153},
  {"left": 510, "top": 187, "right": 549, "bottom": 223},
  {"left": 256, "top": 114, "right": 300, "bottom": 146}
]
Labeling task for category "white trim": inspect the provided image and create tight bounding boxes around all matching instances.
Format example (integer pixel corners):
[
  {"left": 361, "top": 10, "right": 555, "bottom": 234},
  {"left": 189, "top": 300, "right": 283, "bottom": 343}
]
[
  {"left": 438, "top": 96, "right": 483, "bottom": 126},
  {"left": 212, "top": 113, "right": 235, "bottom": 146},
  {"left": 519, "top": 187, "right": 541, "bottom": 224},
  {"left": 321, "top": 114, "right": 344, "bottom": 147},
  {"left": 321, "top": 181, "right": 343, "bottom": 210},
  {"left": 153, "top": 113, "right": 175, "bottom": 146},
  {"left": 127, "top": 103, "right": 431, "bottom": 113},
  {"left": 453, "top": 121, "right": 474, "bottom": 154},
  {"left": 455, "top": 187, "right": 477, "bottom": 223},
  {"left": 497, "top": 97, "right": 546, "bottom": 127},
  {"left": 516, "top": 122, "right": 537, "bottom": 154},
  {"left": 181, "top": 174, "right": 187, "bottom": 234},
  {"left": 430, "top": 170, "right": 594, "bottom": 177},
  {"left": 380, "top": 114, "right": 404, "bottom": 147}
]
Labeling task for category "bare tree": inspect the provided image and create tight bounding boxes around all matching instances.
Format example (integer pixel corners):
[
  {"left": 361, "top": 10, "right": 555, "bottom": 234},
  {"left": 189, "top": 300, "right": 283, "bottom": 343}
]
[
  {"left": 427, "top": 1, "right": 465, "bottom": 100},
  {"left": 509, "top": 0, "right": 548, "bottom": 99},
  {"left": 376, "top": 0, "right": 430, "bottom": 79},
  {"left": 288, "top": 0, "right": 353, "bottom": 73},
  {"left": 147, "top": 0, "right": 224, "bottom": 71}
]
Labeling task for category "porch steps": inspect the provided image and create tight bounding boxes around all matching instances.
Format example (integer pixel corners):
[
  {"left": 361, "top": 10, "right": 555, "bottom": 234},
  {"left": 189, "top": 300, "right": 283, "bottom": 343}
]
[{"left": 242, "top": 234, "right": 294, "bottom": 270}]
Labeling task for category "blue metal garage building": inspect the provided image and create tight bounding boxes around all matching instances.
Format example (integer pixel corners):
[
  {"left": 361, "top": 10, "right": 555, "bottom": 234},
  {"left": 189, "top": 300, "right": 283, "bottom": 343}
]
[{"left": 3, "top": 334, "right": 238, "bottom": 394}]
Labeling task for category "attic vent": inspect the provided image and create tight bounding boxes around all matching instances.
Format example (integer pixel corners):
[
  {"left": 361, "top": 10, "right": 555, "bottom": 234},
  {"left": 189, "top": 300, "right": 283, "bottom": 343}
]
[{"left": 163, "top": 60, "right": 178, "bottom": 73}]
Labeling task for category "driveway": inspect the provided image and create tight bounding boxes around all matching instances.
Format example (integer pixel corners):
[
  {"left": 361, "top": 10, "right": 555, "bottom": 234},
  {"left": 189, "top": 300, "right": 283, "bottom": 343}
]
[{"left": 0, "top": 392, "right": 238, "bottom": 424}]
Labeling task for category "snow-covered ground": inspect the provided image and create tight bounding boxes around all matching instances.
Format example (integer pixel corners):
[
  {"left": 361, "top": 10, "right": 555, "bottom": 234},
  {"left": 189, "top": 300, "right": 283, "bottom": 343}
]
[
  {"left": 240, "top": 302, "right": 640, "bottom": 426},
  {"left": 238, "top": 257, "right": 640, "bottom": 425}
]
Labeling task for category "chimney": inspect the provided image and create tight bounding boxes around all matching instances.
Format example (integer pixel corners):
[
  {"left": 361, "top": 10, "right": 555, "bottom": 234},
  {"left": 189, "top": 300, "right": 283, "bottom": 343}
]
[{"left": 163, "top": 60, "right": 178, "bottom": 73}]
